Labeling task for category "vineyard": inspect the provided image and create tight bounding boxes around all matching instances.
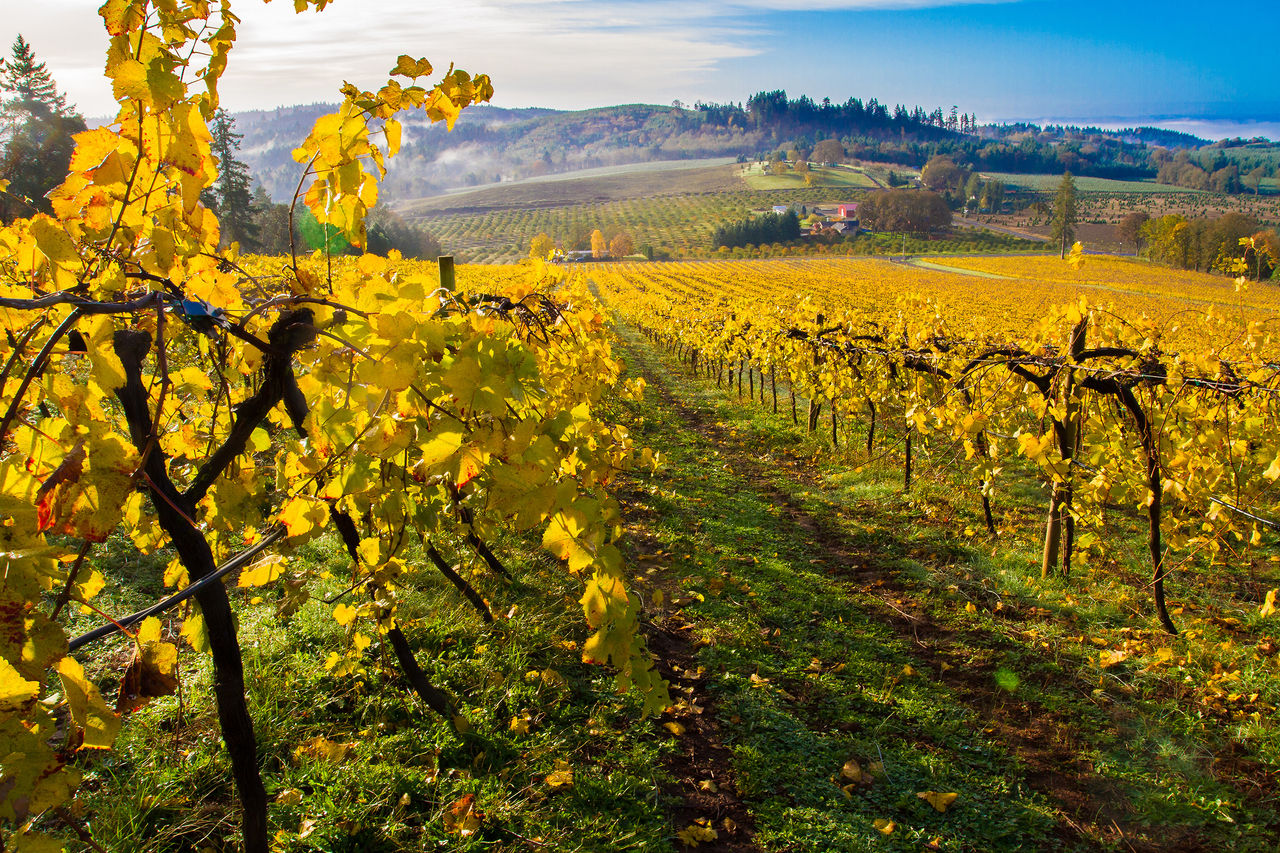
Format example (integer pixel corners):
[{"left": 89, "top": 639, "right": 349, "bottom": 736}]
[
  {"left": 3, "top": 0, "right": 1280, "bottom": 851},
  {"left": 406, "top": 192, "right": 1041, "bottom": 264}
]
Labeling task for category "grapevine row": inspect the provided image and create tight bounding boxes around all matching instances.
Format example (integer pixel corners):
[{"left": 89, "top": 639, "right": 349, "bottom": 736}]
[{"left": 593, "top": 257, "right": 1280, "bottom": 637}]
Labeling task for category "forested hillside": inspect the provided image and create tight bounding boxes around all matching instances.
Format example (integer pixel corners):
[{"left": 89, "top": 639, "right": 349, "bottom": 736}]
[{"left": 225, "top": 93, "right": 1277, "bottom": 206}]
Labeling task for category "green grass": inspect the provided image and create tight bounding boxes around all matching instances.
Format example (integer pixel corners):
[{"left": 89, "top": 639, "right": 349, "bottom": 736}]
[
  {"left": 603, "top": 320, "right": 1280, "bottom": 851},
  {"left": 980, "top": 172, "right": 1202, "bottom": 193},
  {"left": 59, "top": 534, "right": 680, "bottom": 851},
  {"left": 740, "top": 163, "right": 879, "bottom": 191}
]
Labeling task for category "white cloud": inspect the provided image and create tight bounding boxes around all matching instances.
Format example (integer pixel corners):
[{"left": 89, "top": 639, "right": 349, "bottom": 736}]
[{"left": 0, "top": 0, "right": 1021, "bottom": 117}]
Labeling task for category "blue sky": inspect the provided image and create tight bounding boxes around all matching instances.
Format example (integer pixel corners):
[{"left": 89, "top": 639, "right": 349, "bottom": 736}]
[{"left": 3, "top": 1, "right": 1276, "bottom": 134}]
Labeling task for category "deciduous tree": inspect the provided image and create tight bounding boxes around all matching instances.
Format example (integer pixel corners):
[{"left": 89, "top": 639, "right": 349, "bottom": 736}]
[
  {"left": 609, "top": 231, "right": 634, "bottom": 259},
  {"left": 529, "top": 232, "right": 555, "bottom": 259},
  {"left": 1051, "top": 171, "right": 1078, "bottom": 258}
]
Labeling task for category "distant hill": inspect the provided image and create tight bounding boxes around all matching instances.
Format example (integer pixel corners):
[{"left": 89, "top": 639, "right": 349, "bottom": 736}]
[
  {"left": 234, "top": 103, "right": 766, "bottom": 203},
  {"left": 226, "top": 95, "right": 1277, "bottom": 205}
]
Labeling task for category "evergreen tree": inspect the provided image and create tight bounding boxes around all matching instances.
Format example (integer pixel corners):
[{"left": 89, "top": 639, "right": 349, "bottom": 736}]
[
  {"left": 1051, "top": 171, "right": 1078, "bottom": 258},
  {"left": 205, "top": 109, "right": 258, "bottom": 249},
  {"left": 0, "top": 35, "right": 67, "bottom": 117},
  {"left": 0, "top": 35, "right": 84, "bottom": 222}
]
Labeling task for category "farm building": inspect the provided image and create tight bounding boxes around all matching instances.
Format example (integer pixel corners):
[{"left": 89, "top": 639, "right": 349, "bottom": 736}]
[
  {"left": 772, "top": 205, "right": 790, "bottom": 214},
  {"left": 837, "top": 203, "right": 858, "bottom": 219}
]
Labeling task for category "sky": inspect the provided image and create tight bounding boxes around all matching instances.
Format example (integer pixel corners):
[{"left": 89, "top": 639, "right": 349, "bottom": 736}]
[{"left": 3, "top": 0, "right": 1278, "bottom": 136}]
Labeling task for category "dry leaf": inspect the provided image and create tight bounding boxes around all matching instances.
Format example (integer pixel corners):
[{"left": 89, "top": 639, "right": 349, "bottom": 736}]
[
  {"left": 917, "top": 791, "right": 959, "bottom": 812},
  {"left": 545, "top": 759, "right": 574, "bottom": 788}
]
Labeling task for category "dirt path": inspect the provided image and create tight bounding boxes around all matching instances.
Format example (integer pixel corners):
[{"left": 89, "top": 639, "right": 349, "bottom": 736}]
[{"left": 616, "top": 325, "right": 1206, "bottom": 851}]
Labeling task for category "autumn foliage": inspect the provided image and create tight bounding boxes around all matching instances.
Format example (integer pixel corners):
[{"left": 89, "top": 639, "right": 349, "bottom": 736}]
[{"left": 0, "top": 2, "right": 665, "bottom": 850}]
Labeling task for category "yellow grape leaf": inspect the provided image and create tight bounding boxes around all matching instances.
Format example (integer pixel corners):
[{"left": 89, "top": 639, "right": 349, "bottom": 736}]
[
  {"left": 509, "top": 712, "right": 532, "bottom": 734},
  {"left": 163, "top": 556, "right": 188, "bottom": 589},
  {"left": 874, "top": 818, "right": 896, "bottom": 835},
  {"left": 276, "top": 789, "right": 303, "bottom": 807},
  {"left": 29, "top": 214, "right": 78, "bottom": 264},
  {"left": 418, "top": 429, "right": 464, "bottom": 468},
  {"left": 238, "top": 555, "right": 285, "bottom": 588},
  {"left": 840, "top": 759, "right": 863, "bottom": 782},
  {"left": 332, "top": 603, "right": 358, "bottom": 626},
  {"left": 136, "top": 616, "right": 163, "bottom": 647},
  {"left": 0, "top": 657, "right": 40, "bottom": 712},
  {"left": 383, "top": 118, "right": 402, "bottom": 157},
  {"left": 664, "top": 721, "right": 685, "bottom": 736},
  {"left": 1099, "top": 649, "right": 1129, "bottom": 669},
  {"left": 391, "top": 55, "right": 432, "bottom": 78},
  {"left": 279, "top": 496, "right": 328, "bottom": 540},
  {"left": 181, "top": 609, "right": 209, "bottom": 653},
  {"left": 294, "top": 736, "right": 354, "bottom": 762},
  {"left": 543, "top": 507, "right": 597, "bottom": 574},
  {"left": 8, "top": 833, "right": 69, "bottom": 853},
  {"left": 917, "top": 791, "right": 958, "bottom": 812},
  {"left": 110, "top": 58, "right": 150, "bottom": 102},
  {"left": 676, "top": 822, "right": 718, "bottom": 846},
  {"left": 1261, "top": 589, "right": 1278, "bottom": 618},
  {"left": 57, "top": 656, "right": 120, "bottom": 750},
  {"left": 545, "top": 759, "right": 574, "bottom": 788}
]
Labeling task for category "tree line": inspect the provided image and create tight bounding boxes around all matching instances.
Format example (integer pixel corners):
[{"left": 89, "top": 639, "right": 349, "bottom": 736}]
[
  {"left": 711, "top": 210, "right": 802, "bottom": 250},
  {"left": 1121, "top": 211, "right": 1280, "bottom": 279}
]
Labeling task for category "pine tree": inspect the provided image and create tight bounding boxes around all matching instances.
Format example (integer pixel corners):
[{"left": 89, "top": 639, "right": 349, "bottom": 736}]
[
  {"left": 0, "top": 35, "right": 84, "bottom": 222},
  {"left": 0, "top": 35, "right": 68, "bottom": 117},
  {"left": 1051, "top": 171, "right": 1078, "bottom": 259},
  {"left": 205, "top": 109, "right": 258, "bottom": 249}
]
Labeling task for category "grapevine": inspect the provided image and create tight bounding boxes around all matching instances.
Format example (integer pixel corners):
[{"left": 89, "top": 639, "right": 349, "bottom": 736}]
[{"left": 0, "top": 3, "right": 665, "bottom": 851}]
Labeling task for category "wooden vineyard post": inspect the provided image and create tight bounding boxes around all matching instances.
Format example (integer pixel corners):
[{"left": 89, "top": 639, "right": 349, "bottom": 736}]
[
  {"left": 771, "top": 368, "right": 778, "bottom": 413},
  {"left": 866, "top": 400, "right": 876, "bottom": 455},
  {"left": 904, "top": 433, "right": 913, "bottom": 491},
  {"left": 437, "top": 255, "right": 456, "bottom": 292}
]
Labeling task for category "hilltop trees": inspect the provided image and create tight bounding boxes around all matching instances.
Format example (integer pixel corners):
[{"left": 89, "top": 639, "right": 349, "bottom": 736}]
[
  {"left": 1140, "top": 213, "right": 1273, "bottom": 277},
  {"left": 0, "top": 35, "right": 86, "bottom": 221}
]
